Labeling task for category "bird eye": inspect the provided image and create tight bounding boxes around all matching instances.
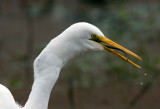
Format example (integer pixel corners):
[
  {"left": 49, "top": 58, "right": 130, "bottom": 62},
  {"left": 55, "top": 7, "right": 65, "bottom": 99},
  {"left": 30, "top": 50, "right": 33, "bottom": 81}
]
[
  {"left": 90, "top": 34, "right": 102, "bottom": 42},
  {"left": 91, "top": 34, "right": 97, "bottom": 38}
]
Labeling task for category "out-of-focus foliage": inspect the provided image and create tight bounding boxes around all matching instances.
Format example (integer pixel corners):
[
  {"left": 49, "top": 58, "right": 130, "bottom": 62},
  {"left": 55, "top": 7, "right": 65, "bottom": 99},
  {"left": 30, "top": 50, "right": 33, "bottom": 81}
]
[
  {"left": 61, "top": 3, "right": 160, "bottom": 88},
  {"left": 80, "top": 0, "right": 128, "bottom": 6},
  {"left": 0, "top": 0, "right": 160, "bottom": 109}
]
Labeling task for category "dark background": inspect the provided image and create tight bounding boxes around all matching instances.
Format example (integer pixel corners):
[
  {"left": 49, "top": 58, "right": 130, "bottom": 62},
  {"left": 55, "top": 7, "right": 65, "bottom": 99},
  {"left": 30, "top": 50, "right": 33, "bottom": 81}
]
[{"left": 0, "top": 0, "right": 160, "bottom": 109}]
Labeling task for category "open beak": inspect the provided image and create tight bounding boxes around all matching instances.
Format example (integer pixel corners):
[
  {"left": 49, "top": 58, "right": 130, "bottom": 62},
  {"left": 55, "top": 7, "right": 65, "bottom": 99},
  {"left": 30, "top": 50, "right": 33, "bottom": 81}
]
[{"left": 91, "top": 35, "right": 142, "bottom": 68}]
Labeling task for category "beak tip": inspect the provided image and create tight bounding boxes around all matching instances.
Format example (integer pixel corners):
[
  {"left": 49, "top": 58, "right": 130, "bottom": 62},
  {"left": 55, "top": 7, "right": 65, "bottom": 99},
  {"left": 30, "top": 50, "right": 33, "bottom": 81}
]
[
  {"left": 136, "top": 56, "right": 142, "bottom": 61},
  {"left": 139, "top": 57, "right": 143, "bottom": 61}
]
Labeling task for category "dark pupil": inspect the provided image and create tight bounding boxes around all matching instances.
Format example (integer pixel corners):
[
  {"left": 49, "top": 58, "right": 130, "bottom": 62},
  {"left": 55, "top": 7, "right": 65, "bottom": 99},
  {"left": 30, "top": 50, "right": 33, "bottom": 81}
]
[
  {"left": 92, "top": 35, "right": 101, "bottom": 42},
  {"left": 92, "top": 35, "right": 96, "bottom": 37}
]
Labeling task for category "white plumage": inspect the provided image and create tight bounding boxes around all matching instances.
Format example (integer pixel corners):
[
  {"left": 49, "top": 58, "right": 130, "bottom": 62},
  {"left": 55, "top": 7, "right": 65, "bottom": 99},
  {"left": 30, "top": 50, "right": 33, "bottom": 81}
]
[{"left": 0, "top": 22, "right": 141, "bottom": 109}]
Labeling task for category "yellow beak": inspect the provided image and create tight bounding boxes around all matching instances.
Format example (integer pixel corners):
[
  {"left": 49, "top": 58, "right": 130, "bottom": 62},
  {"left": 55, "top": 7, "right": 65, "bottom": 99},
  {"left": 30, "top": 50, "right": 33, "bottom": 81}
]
[{"left": 95, "top": 36, "right": 142, "bottom": 68}]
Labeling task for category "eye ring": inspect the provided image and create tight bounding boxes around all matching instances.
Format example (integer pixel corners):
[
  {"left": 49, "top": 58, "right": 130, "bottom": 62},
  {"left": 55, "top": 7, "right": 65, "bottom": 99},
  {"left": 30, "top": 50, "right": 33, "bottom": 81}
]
[
  {"left": 90, "top": 34, "right": 102, "bottom": 42},
  {"left": 91, "top": 34, "right": 97, "bottom": 38}
]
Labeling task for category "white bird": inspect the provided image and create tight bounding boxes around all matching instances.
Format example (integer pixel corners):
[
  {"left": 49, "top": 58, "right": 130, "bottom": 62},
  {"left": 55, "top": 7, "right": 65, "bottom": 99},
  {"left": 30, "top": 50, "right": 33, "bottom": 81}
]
[{"left": 0, "top": 22, "right": 142, "bottom": 109}]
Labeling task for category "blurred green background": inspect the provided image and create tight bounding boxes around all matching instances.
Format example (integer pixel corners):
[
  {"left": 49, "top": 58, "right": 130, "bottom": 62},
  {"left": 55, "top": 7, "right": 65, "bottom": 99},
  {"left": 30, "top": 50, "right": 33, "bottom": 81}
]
[{"left": 0, "top": 0, "right": 160, "bottom": 109}]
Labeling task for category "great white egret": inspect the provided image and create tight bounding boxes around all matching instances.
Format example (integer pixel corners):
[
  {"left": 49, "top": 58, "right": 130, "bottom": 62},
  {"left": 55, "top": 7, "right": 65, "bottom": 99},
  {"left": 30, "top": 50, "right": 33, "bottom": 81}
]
[{"left": 0, "top": 22, "right": 142, "bottom": 109}]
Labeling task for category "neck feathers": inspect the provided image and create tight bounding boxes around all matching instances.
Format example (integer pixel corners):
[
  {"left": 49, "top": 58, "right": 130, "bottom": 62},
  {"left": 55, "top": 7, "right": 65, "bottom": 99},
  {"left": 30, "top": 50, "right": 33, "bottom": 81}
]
[
  {"left": 24, "top": 33, "right": 84, "bottom": 109},
  {"left": 24, "top": 41, "right": 63, "bottom": 109}
]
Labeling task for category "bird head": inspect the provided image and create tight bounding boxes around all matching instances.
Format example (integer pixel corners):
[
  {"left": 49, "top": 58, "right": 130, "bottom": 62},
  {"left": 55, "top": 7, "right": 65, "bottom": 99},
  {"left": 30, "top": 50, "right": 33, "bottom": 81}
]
[{"left": 51, "top": 22, "right": 142, "bottom": 68}]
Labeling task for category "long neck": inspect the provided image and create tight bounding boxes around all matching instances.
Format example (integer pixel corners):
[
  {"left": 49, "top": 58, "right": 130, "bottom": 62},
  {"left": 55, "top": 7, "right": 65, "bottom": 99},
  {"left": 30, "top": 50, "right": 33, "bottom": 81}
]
[
  {"left": 23, "top": 34, "right": 84, "bottom": 109},
  {"left": 23, "top": 73, "right": 59, "bottom": 109},
  {"left": 23, "top": 46, "right": 63, "bottom": 109}
]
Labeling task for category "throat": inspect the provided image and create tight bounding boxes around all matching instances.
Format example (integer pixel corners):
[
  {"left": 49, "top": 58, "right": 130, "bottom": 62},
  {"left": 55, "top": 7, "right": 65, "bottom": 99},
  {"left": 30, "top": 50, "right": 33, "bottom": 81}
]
[
  {"left": 23, "top": 53, "right": 62, "bottom": 109},
  {"left": 23, "top": 37, "right": 74, "bottom": 109},
  {"left": 23, "top": 72, "right": 60, "bottom": 109}
]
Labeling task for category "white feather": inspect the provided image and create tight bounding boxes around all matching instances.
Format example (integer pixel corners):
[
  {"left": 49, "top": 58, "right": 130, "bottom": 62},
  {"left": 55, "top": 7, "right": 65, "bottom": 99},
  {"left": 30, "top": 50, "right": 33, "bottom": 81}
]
[
  {"left": 0, "top": 22, "right": 105, "bottom": 109},
  {"left": 0, "top": 84, "right": 20, "bottom": 109}
]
